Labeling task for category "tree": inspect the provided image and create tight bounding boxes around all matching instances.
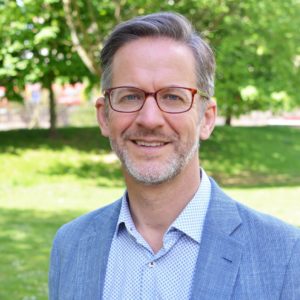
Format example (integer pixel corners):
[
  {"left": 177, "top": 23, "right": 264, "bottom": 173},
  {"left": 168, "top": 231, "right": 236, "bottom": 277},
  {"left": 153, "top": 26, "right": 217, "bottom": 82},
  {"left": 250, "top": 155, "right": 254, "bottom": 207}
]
[
  {"left": 200, "top": 0, "right": 300, "bottom": 124},
  {"left": 61, "top": 0, "right": 167, "bottom": 78},
  {"left": 0, "top": 0, "right": 93, "bottom": 134},
  {"left": 63, "top": 0, "right": 300, "bottom": 125},
  {"left": 1, "top": 0, "right": 298, "bottom": 128}
]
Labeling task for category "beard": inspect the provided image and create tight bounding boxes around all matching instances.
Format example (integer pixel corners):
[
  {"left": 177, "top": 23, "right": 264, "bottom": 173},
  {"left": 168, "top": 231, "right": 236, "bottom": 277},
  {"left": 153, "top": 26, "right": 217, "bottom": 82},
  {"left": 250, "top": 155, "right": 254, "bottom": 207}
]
[{"left": 109, "top": 129, "right": 200, "bottom": 185}]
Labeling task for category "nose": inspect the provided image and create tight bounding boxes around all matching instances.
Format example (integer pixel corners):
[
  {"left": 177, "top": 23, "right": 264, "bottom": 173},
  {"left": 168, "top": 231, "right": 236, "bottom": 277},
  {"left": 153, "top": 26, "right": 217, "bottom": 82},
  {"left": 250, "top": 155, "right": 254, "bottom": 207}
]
[{"left": 134, "top": 95, "right": 165, "bottom": 129}]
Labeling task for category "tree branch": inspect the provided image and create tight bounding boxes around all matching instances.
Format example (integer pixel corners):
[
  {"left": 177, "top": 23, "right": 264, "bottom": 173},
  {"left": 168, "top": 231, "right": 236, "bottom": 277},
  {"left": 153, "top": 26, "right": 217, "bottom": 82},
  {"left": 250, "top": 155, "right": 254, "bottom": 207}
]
[{"left": 62, "top": 0, "right": 101, "bottom": 76}]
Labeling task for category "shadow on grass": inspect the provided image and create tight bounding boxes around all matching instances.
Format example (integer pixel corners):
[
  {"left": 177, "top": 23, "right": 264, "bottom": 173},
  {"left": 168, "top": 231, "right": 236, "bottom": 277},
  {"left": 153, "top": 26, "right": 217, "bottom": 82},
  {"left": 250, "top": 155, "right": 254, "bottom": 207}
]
[
  {"left": 0, "top": 207, "right": 84, "bottom": 300},
  {"left": 201, "top": 126, "right": 300, "bottom": 188},
  {"left": 1, "top": 126, "right": 300, "bottom": 188},
  {"left": 0, "top": 127, "right": 111, "bottom": 153},
  {"left": 46, "top": 159, "right": 124, "bottom": 187}
]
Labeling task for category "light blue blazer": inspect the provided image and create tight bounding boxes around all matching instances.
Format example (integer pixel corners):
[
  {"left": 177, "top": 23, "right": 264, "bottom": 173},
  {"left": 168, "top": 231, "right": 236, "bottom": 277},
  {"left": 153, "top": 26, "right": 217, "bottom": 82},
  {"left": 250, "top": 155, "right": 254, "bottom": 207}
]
[{"left": 49, "top": 178, "right": 300, "bottom": 299}]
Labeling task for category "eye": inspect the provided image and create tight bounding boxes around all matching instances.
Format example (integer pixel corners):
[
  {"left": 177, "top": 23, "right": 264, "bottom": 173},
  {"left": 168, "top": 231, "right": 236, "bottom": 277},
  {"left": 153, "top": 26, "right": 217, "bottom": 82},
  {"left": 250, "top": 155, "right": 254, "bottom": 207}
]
[
  {"left": 161, "top": 93, "right": 185, "bottom": 102},
  {"left": 115, "top": 90, "right": 144, "bottom": 103},
  {"left": 122, "top": 94, "right": 141, "bottom": 101}
]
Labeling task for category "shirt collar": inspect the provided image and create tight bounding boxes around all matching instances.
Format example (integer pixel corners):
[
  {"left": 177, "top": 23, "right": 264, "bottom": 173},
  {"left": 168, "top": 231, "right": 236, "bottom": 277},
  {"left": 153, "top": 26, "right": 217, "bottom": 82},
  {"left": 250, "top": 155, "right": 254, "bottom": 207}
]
[
  {"left": 117, "top": 191, "right": 135, "bottom": 235},
  {"left": 116, "top": 168, "right": 211, "bottom": 243},
  {"left": 170, "top": 168, "right": 211, "bottom": 243}
]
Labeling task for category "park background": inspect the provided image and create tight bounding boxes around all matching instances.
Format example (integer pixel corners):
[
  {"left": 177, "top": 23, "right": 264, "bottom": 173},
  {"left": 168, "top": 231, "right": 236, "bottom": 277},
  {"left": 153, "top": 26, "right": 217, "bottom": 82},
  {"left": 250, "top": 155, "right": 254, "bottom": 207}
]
[{"left": 0, "top": 0, "right": 299, "bottom": 299}]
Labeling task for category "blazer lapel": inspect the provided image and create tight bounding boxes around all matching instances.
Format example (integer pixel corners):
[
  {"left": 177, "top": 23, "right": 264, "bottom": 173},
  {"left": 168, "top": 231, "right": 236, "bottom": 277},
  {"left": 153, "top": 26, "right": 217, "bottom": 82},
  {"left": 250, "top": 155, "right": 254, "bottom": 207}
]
[
  {"left": 74, "top": 201, "right": 121, "bottom": 300},
  {"left": 190, "top": 179, "right": 244, "bottom": 300}
]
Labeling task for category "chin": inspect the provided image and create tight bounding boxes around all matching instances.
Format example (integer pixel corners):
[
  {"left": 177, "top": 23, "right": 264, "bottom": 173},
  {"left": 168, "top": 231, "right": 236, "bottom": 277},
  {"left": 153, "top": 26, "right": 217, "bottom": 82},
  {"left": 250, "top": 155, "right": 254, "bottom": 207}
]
[{"left": 125, "top": 161, "right": 182, "bottom": 185}]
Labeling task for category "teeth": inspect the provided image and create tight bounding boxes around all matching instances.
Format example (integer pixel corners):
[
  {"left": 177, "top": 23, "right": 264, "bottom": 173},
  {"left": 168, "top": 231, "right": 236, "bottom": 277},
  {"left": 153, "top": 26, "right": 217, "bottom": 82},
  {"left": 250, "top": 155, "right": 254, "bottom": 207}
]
[{"left": 136, "top": 141, "right": 165, "bottom": 147}]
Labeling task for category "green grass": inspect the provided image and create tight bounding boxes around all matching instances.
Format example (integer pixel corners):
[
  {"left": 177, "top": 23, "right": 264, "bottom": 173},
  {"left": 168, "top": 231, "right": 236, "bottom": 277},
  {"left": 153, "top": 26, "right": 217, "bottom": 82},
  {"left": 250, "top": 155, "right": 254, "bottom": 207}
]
[
  {"left": 0, "top": 126, "right": 299, "bottom": 299},
  {"left": 202, "top": 126, "right": 300, "bottom": 187}
]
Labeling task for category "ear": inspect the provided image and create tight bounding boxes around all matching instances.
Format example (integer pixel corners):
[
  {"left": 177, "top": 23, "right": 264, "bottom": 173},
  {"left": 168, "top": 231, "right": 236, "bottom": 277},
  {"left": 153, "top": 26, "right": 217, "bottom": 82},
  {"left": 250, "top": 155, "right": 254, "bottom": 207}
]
[
  {"left": 95, "top": 96, "right": 110, "bottom": 137},
  {"left": 200, "top": 99, "right": 217, "bottom": 140}
]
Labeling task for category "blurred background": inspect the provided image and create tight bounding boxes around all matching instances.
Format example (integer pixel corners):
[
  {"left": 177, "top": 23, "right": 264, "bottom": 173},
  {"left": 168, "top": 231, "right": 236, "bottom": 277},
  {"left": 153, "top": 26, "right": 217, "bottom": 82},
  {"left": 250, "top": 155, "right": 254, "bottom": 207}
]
[{"left": 0, "top": 0, "right": 299, "bottom": 299}]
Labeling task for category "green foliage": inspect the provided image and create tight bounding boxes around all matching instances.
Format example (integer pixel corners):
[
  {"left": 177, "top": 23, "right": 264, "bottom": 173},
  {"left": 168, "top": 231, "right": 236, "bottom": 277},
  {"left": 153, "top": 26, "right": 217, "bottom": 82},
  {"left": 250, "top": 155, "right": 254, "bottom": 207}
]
[
  {"left": 62, "top": 0, "right": 300, "bottom": 121},
  {"left": 0, "top": 0, "right": 299, "bottom": 123},
  {"left": 0, "top": 0, "right": 94, "bottom": 101},
  {"left": 206, "top": 0, "right": 300, "bottom": 119}
]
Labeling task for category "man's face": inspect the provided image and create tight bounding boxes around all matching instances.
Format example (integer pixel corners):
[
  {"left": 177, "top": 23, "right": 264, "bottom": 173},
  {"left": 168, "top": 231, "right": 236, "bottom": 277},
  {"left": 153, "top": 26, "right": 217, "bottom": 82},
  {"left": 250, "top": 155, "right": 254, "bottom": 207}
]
[{"left": 98, "top": 37, "right": 213, "bottom": 185}]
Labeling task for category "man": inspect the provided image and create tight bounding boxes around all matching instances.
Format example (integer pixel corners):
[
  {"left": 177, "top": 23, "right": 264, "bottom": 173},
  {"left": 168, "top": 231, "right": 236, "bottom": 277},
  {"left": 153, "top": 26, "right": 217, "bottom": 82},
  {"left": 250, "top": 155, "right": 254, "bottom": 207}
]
[{"left": 49, "top": 12, "right": 300, "bottom": 299}]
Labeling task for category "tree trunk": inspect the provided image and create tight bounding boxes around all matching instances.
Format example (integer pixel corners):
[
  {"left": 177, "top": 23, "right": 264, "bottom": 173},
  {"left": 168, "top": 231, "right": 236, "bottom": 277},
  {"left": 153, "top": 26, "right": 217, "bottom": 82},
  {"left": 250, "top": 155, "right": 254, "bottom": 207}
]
[
  {"left": 225, "top": 114, "right": 232, "bottom": 126},
  {"left": 49, "top": 82, "right": 56, "bottom": 136},
  {"left": 44, "top": 76, "right": 56, "bottom": 137}
]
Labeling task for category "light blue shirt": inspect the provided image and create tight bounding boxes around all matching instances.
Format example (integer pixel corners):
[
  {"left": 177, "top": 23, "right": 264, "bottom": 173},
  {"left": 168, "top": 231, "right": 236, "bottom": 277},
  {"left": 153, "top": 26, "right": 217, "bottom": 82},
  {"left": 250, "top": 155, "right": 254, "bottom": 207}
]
[{"left": 103, "top": 169, "right": 211, "bottom": 300}]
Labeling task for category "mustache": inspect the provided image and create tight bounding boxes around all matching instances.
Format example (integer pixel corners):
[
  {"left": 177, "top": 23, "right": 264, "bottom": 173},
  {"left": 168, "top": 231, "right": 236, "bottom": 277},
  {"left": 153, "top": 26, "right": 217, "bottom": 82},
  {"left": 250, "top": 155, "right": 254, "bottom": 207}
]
[{"left": 122, "top": 129, "right": 178, "bottom": 141}]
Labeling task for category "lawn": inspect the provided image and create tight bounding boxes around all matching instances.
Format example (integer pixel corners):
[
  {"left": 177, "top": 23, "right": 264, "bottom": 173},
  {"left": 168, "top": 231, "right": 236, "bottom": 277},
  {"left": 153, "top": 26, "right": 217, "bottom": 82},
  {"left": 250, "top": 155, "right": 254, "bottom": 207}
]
[{"left": 0, "top": 126, "right": 299, "bottom": 299}]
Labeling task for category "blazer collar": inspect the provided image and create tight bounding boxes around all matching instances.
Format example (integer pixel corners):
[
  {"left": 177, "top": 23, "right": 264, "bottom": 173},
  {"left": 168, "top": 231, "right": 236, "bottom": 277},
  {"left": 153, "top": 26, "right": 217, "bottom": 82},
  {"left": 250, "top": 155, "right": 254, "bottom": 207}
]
[
  {"left": 191, "top": 178, "right": 244, "bottom": 300},
  {"left": 74, "top": 200, "right": 122, "bottom": 300}
]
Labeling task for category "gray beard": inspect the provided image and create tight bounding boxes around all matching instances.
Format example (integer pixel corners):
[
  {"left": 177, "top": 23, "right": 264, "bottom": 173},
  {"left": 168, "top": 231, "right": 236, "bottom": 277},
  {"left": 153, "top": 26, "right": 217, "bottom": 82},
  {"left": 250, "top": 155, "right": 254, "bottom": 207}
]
[{"left": 109, "top": 137, "right": 200, "bottom": 185}]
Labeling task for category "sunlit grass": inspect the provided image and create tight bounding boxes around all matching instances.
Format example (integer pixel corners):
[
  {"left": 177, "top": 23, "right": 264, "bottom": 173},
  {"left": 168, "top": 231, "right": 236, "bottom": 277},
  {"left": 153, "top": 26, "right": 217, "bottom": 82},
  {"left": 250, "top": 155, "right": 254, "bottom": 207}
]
[
  {"left": 0, "top": 208, "right": 78, "bottom": 300},
  {"left": 225, "top": 186, "right": 300, "bottom": 226}
]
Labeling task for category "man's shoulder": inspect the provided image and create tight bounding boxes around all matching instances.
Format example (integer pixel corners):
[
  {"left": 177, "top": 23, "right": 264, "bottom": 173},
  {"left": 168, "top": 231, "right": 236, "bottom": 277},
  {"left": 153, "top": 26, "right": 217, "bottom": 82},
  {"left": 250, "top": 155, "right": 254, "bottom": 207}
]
[
  {"left": 209, "top": 177, "right": 300, "bottom": 246},
  {"left": 236, "top": 199, "right": 300, "bottom": 245},
  {"left": 233, "top": 196, "right": 300, "bottom": 280},
  {"left": 53, "top": 199, "right": 122, "bottom": 246},
  {"left": 229, "top": 192, "right": 300, "bottom": 244},
  {"left": 206, "top": 177, "right": 300, "bottom": 298}
]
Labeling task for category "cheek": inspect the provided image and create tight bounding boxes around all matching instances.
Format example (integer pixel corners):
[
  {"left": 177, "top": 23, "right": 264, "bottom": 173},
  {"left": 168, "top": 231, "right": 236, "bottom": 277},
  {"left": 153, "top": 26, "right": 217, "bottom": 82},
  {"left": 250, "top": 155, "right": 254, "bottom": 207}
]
[
  {"left": 108, "top": 114, "right": 135, "bottom": 138},
  {"left": 167, "top": 113, "right": 200, "bottom": 138}
]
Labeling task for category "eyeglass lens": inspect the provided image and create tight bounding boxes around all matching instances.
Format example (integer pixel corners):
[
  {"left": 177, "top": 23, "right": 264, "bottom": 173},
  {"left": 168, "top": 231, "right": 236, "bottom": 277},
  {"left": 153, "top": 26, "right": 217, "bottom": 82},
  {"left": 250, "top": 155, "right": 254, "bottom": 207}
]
[{"left": 109, "top": 87, "right": 193, "bottom": 113}]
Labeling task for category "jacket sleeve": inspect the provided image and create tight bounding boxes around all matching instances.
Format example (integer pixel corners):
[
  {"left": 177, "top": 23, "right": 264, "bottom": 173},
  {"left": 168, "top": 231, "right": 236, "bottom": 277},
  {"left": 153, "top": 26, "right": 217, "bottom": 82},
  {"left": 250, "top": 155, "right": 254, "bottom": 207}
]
[{"left": 280, "top": 238, "right": 300, "bottom": 299}]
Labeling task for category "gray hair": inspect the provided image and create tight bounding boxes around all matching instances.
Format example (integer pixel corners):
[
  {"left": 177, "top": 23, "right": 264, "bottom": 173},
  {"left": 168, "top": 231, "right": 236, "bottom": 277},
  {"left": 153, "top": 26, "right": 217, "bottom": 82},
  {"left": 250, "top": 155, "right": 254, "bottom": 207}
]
[{"left": 100, "top": 12, "right": 215, "bottom": 98}]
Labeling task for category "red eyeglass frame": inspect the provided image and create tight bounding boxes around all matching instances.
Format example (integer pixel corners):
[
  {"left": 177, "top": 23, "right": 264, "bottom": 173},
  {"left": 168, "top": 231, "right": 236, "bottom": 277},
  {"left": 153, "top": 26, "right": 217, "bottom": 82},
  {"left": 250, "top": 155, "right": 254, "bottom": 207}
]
[{"left": 103, "top": 86, "right": 209, "bottom": 114}]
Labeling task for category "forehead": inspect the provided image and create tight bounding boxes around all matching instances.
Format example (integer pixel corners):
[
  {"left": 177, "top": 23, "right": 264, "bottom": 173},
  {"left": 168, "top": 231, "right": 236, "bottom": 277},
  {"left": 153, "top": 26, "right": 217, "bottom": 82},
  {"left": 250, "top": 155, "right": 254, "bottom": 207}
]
[{"left": 111, "top": 37, "right": 197, "bottom": 88}]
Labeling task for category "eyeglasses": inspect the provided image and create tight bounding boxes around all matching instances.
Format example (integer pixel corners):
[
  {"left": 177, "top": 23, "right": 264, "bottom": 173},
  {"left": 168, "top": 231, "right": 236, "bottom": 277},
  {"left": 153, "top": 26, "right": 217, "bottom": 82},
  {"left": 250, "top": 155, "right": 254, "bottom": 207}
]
[{"left": 104, "top": 86, "right": 209, "bottom": 114}]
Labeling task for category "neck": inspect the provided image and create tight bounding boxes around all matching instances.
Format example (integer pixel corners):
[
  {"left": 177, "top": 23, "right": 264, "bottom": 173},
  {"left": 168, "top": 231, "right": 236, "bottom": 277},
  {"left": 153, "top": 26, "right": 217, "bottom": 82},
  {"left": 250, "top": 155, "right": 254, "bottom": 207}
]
[{"left": 124, "top": 158, "right": 201, "bottom": 252}]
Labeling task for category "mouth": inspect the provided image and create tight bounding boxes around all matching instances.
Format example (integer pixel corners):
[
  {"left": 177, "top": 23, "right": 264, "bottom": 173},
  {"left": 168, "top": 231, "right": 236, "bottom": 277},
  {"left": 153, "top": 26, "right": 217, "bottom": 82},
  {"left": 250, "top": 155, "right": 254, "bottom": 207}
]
[{"left": 131, "top": 139, "right": 169, "bottom": 147}]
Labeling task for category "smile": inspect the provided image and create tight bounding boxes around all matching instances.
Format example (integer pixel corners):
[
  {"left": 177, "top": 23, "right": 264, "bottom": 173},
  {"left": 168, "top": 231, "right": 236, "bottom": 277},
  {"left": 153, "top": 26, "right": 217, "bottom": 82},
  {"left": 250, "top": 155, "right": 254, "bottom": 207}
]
[{"left": 133, "top": 140, "right": 168, "bottom": 147}]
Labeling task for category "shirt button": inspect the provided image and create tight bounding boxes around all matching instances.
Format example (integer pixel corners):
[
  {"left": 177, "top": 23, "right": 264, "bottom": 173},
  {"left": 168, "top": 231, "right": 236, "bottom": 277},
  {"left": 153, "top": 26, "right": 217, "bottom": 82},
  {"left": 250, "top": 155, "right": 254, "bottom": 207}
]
[{"left": 148, "top": 261, "right": 155, "bottom": 268}]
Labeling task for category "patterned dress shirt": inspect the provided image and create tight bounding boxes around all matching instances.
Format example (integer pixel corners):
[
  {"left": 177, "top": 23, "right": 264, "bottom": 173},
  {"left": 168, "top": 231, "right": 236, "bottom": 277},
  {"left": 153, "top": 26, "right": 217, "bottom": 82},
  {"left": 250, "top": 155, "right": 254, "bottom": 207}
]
[{"left": 103, "top": 169, "right": 211, "bottom": 300}]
